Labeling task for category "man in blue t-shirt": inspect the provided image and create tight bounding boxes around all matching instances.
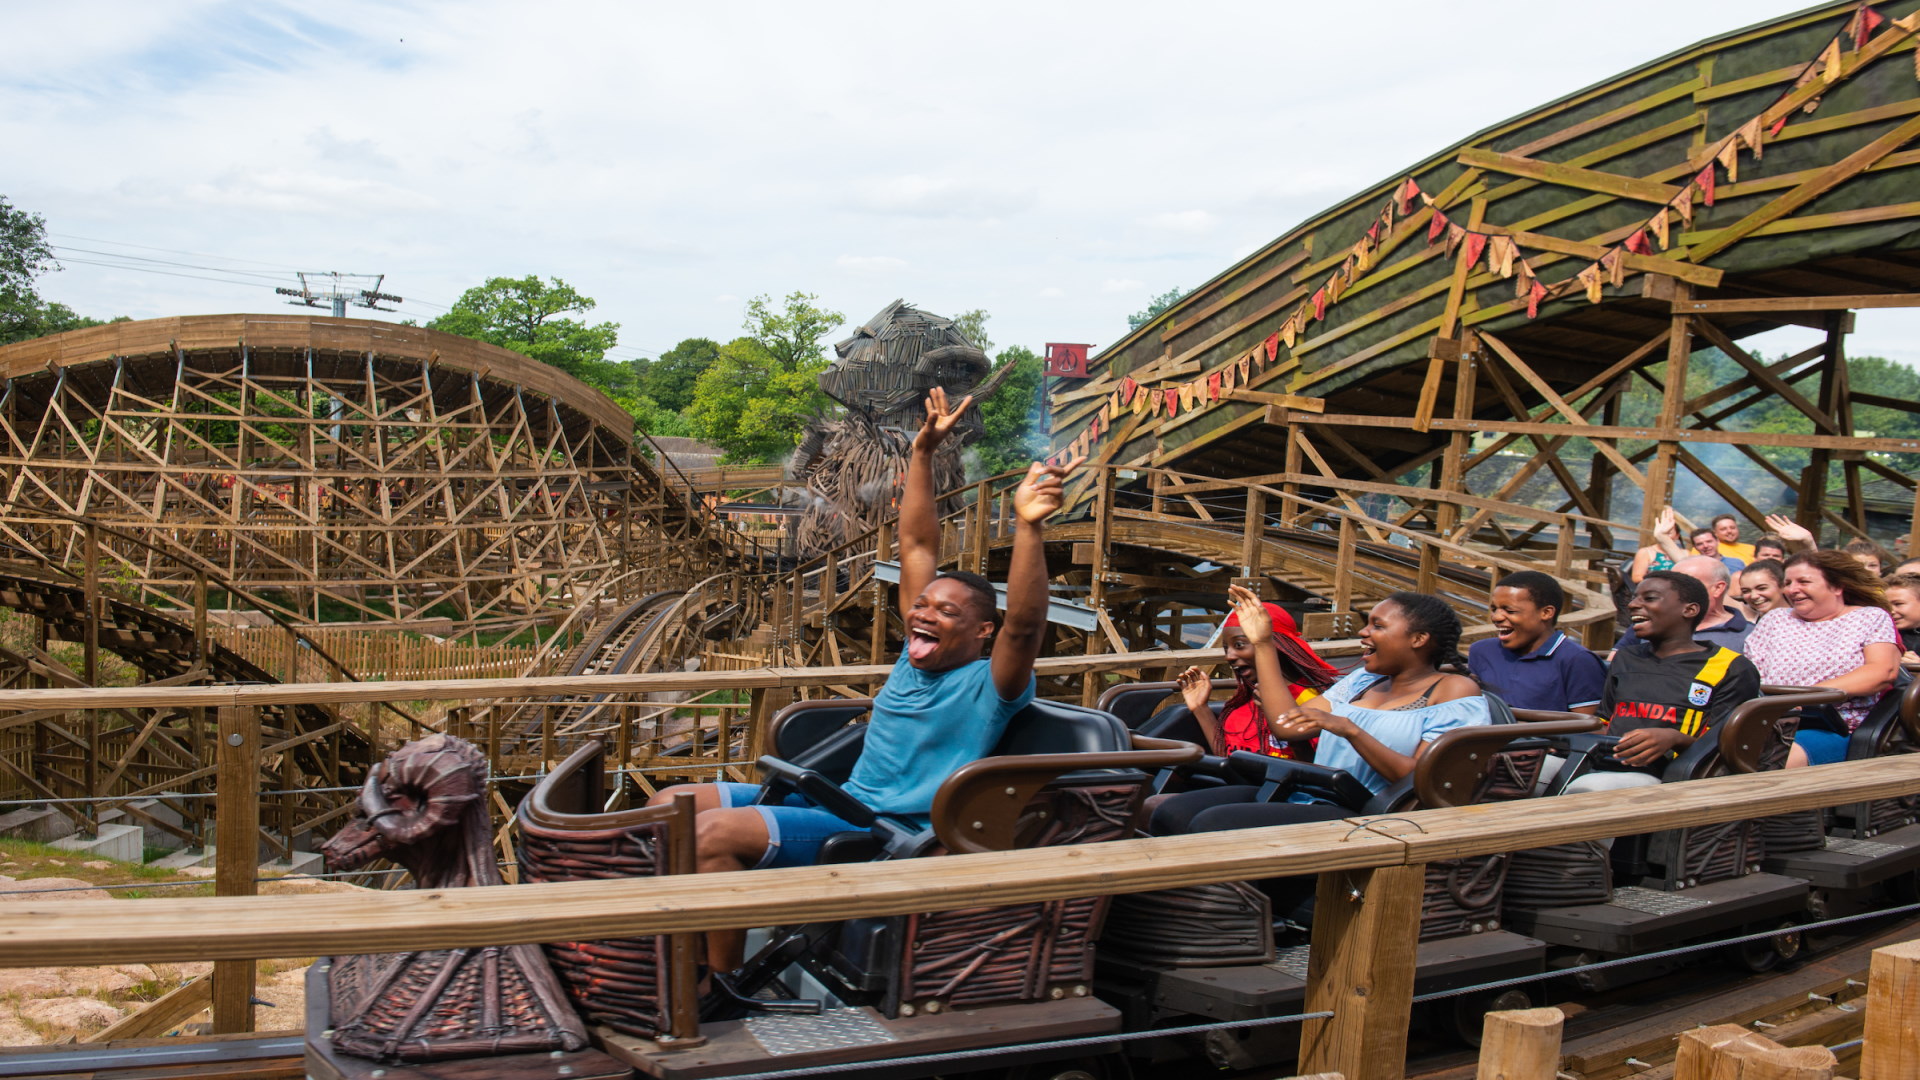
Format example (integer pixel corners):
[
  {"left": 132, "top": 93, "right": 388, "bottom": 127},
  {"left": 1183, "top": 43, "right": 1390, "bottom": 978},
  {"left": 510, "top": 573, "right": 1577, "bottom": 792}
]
[
  {"left": 1468, "top": 571, "right": 1605, "bottom": 714},
  {"left": 651, "top": 388, "right": 1077, "bottom": 974}
]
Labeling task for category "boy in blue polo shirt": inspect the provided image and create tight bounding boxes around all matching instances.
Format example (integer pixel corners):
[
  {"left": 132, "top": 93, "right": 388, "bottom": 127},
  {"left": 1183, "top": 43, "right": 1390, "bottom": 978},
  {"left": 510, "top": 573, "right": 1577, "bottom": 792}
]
[{"left": 1468, "top": 571, "right": 1605, "bottom": 714}]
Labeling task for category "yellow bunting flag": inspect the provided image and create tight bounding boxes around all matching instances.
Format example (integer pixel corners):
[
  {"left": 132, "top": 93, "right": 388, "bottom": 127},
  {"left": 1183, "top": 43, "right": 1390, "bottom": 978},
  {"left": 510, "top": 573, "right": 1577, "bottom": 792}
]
[
  {"left": 1737, "top": 117, "right": 1765, "bottom": 160},
  {"left": 1670, "top": 188, "right": 1693, "bottom": 226},
  {"left": 1648, "top": 207, "right": 1670, "bottom": 250},
  {"left": 1489, "top": 235, "right": 1517, "bottom": 278},
  {"left": 1601, "top": 249, "right": 1624, "bottom": 288},
  {"left": 1578, "top": 263, "right": 1604, "bottom": 304},
  {"left": 1238, "top": 354, "right": 1252, "bottom": 383},
  {"left": 1716, "top": 139, "right": 1741, "bottom": 184},
  {"left": 1819, "top": 38, "right": 1843, "bottom": 84},
  {"left": 1280, "top": 314, "right": 1299, "bottom": 349}
]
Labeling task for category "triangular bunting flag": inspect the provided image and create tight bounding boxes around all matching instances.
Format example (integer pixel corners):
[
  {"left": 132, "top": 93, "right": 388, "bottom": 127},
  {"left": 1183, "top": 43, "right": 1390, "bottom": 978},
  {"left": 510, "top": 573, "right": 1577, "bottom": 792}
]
[
  {"left": 1263, "top": 332, "right": 1280, "bottom": 363},
  {"left": 1223, "top": 361, "right": 1238, "bottom": 393},
  {"left": 1397, "top": 178, "right": 1420, "bottom": 214},
  {"left": 1311, "top": 288, "right": 1328, "bottom": 321},
  {"left": 1119, "top": 376, "right": 1137, "bottom": 403},
  {"left": 1280, "top": 315, "right": 1298, "bottom": 349},
  {"left": 1444, "top": 223, "right": 1466, "bottom": 255},
  {"left": 1578, "top": 263, "right": 1604, "bottom": 304},
  {"left": 1697, "top": 165, "right": 1716, "bottom": 206},
  {"left": 1649, "top": 207, "right": 1670, "bottom": 250},
  {"left": 1428, "top": 210, "right": 1450, "bottom": 244},
  {"left": 1180, "top": 382, "right": 1197, "bottom": 411},
  {"left": 1131, "top": 386, "right": 1147, "bottom": 415},
  {"left": 1737, "top": 117, "right": 1765, "bottom": 159},
  {"left": 1527, "top": 280, "right": 1548, "bottom": 319},
  {"left": 1670, "top": 188, "right": 1693, "bottom": 226},
  {"left": 1162, "top": 389, "right": 1177, "bottom": 417},
  {"left": 1769, "top": 113, "right": 1788, "bottom": 138},
  {"left": 1238, "top": 354, "right": 1252, "bottom": 382},
  {"left": 1854, "top": 6, "right": 1885, "bottom": 46},
  {"left": 1820, "top": 37, "right": 1843, "bottom": 84},
  {"left": 1514, "top": 262, "right": 1534, "bottom": 299},
  {"left": 1601, "top": 248, "right": 1625, "bottom": 288},
  {"left": 1489, "top": 235, "right": 1517, "bottom": 278},
  {"left": 1624, "top": 229, "right": 1652, "bottom": 256},
  {"left": 1106, "top": 391, "right": 1121, "bottom": 421},
  {"left": 1326, "top": 272, "right": 1346, "bottom": 306},
  {"left": 1462, "top": 232, "right": 1487, "bottom": 270},
  {"left": 1716, "top": 139, "right": 1740, "bottom": 184},
  {"left": 1207, "top": 371, "right": 1222, "bottom": 400},
  {"left": 1366, "top": 220, "right": 1382, "bottom": 242}
]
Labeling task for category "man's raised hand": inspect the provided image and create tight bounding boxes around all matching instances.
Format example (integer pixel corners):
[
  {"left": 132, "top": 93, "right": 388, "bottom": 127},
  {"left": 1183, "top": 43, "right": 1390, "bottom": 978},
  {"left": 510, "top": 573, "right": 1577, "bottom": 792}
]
[
  {"left": 1012, "top": 454, "right": 1084, "bottom": 525},
  {"left": 913, "top": 387, "right": 974, "bottom": 453}
]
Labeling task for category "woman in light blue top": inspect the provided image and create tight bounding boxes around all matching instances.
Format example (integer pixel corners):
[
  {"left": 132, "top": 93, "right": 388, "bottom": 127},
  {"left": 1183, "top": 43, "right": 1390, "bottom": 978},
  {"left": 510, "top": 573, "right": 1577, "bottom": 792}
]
[{"left": 1150, "top": 592, "right": 1488, "bottom": 835}]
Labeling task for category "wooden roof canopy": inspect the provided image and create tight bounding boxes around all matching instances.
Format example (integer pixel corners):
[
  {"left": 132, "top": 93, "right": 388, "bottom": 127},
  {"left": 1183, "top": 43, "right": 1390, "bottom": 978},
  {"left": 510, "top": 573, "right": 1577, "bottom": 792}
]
[{"left": 1062, "top": 1, "right": 1920, "bottom": 500}]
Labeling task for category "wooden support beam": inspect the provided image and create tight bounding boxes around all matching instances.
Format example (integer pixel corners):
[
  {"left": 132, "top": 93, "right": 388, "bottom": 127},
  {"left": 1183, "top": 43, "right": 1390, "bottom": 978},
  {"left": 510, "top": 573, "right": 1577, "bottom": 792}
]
[
  {"left": 1457, "top": 146, "right": 1684, "bottom": 205},
  {"left": 1475, "top": 1008, "right": 1563, "bottom": 1080},
  {"left": 1861, "top": 938, "right": 1920, "bottom": 1079},
  {"left": 1299, "top": 863, "right": 1426, "bottom": 1080},
  {"left": 1678, "top": 292, "right": 1920, "bottom": 313},
  {"left": 211, "top": 706, "right": 258, "bottom": 1034}
]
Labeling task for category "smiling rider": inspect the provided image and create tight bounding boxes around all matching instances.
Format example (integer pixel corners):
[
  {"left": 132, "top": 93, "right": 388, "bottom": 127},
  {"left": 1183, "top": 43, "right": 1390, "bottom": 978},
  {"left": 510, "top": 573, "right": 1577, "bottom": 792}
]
[{"left": 650, "top": 388, "right": 1079, "bottom": 975}]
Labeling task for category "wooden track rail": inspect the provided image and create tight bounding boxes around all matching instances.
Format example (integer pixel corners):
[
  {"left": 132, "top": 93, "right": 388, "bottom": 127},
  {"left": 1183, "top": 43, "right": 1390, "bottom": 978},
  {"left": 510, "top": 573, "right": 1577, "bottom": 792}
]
[{"left": 0, "top": 664, "right": 1916, "bottom": 1080}]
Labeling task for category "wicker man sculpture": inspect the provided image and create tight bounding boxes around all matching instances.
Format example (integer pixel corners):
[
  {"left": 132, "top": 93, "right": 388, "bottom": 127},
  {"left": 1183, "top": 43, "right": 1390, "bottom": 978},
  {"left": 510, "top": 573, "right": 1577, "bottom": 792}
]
[
  {"left": 317, "top": 734, "right": 590, "bottom": 1063},
  {"left": 789, "top": 300, "right": 1014, "bottom": 555}
]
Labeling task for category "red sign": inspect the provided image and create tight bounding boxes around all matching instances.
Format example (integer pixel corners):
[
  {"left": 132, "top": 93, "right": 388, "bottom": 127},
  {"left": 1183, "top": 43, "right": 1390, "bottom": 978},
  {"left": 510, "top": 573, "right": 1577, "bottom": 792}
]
[{"left": 1044, "top": 342, "right": 1092, "bottom": 378}]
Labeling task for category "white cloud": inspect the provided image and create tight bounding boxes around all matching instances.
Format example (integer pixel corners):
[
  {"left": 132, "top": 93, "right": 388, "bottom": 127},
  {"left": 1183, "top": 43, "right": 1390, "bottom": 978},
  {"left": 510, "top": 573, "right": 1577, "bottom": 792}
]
[
  {"left": 1100, "top": 278, "right": 1146, "bottom": 294},
  {"left": 836, "top": 255, "right": 909, "bottom": 272},
  {"left": 1141, "top": 210, "right": 1218, "bottom": 234},
  {"left": 0, "top": 0, "right": 1832, "bottom": 362}
]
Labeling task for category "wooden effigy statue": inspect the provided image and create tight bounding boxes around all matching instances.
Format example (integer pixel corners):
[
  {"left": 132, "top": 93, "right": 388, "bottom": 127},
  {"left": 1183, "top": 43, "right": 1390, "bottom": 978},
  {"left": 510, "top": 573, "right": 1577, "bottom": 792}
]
[
  {"left": 315, "top": 734, "right": 590, "bottom": 1063},
  {"left": 790, "top": 300, "right": 1011, "bottom": 556}
]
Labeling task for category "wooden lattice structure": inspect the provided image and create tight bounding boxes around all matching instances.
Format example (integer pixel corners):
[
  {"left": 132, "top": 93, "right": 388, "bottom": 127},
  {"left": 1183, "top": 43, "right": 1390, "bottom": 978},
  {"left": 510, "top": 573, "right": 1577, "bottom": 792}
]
[
  {"left": 0, "top": 314, "right": 748, "bottom": 638},
  {"left": 1053, "top": 1, "right": 1920, "bottom": 567}
]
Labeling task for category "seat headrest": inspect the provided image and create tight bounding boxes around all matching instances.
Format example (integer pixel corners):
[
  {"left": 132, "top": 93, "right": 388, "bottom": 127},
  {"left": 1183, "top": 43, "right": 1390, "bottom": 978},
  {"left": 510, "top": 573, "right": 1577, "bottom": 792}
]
[{"left": 992, "top": 699, "right": 1129, "bottom": 756}]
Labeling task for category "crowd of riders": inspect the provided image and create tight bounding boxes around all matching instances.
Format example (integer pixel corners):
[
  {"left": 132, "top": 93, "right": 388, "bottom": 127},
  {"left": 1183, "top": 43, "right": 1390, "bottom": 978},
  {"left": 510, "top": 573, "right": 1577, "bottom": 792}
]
[{"left": 651, "top": 392, "right": 1915, "bottom": 986}]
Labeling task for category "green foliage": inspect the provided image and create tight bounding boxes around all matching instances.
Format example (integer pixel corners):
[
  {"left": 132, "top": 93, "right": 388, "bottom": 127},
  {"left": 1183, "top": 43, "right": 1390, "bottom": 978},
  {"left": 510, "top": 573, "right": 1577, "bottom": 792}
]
[
  {"left": 685, "top": 294, "right": 845, "bottom": 463},
  {"left": 638, "top": 337, "right": 719, "bottom": 412},
  {"left": 973, "top": 345, "right": 1047, "bottom": 477},
  {"left": 1128, "top": 287, "right": 1187, "bottom": 332},
  {"left": 618, "top": 392, "right": 692, "bottom": 438},
  {"left": 951, "top": 308, "right": 993, "bottom": 355},
  {"left": 0, "top": 196, "right": 126, "bottom": 345},
  {"left": 687, "top": 337, "right": 833, "bottom": 463},
  {"left": 428, "top": 275, "right": 627, "bottom": 394}
]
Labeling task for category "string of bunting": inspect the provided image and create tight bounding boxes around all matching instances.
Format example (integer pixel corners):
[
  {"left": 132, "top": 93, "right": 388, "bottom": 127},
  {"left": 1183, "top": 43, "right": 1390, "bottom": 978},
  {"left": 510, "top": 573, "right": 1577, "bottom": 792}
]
[{"left": 1048, "top": 2, "right": 1915, "bottom": 469}]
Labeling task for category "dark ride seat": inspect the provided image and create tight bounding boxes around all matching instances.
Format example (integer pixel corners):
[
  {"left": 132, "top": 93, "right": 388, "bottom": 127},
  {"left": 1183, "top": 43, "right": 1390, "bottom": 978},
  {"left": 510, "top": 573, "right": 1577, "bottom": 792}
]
[
  {"left": 1096, "top": 677, "right": 1238, "bottom": 746},
  {"left": 1095, "top": 704, "right": 1595, "bottom": 1060},
  {"left": 1501, "top": 688, "right": 1840, "bottom": 980},
  {"left": 1762, "top": 672, "right": 1920, "bottom": 894},
  {"left": 514, "top": 742, "right": 702, "bottom": 1043},
  {"left": 730, "top": 695, "right": 1198, "bottom": 1020}
]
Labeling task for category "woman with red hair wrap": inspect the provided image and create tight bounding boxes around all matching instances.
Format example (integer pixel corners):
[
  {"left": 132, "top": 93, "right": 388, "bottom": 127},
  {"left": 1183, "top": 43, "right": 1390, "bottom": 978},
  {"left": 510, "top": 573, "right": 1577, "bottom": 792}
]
[{"left": 1166, "top": 585, "right": 1342, "bottom": 760}]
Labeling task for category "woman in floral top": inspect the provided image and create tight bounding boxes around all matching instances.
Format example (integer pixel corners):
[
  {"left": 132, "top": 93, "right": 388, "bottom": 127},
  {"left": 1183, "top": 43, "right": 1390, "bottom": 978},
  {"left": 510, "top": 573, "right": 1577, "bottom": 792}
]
[{"left": 1742, "top": 549, "right": 1901, "bottom": 767}]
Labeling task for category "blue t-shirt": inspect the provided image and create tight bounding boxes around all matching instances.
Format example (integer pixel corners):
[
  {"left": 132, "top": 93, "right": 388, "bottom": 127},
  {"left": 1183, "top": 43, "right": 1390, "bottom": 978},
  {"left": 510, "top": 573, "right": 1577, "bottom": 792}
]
[
  {"left": 1467, "top": 631, "right": 1606, "bottom": 712},
  {"left": 1306, "top": 670, "right": 1491, "bottom": 797},
  {"left": 842, "top": 655, "right": 1036, "bottom": 825}
]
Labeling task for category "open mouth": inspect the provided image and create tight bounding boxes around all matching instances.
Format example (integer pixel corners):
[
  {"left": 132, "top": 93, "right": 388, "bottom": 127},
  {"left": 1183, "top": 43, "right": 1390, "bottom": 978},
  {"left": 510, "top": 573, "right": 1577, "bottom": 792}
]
[
  {"left": 1628, "top": 613, "right": 1651, "bottom": 634},
  {"left": 907, "top": 627, "right": 940, "bottom": 661},
  {"left": 1492, "top": 623, "right": 1514, "bottom": 640}
]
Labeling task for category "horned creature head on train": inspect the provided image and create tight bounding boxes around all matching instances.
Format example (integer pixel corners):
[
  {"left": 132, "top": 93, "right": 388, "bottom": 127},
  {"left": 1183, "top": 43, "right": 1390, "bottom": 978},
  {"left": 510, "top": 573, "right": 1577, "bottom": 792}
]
[{"left": 321, "top": 732, "right": 493, "bottom": 890}]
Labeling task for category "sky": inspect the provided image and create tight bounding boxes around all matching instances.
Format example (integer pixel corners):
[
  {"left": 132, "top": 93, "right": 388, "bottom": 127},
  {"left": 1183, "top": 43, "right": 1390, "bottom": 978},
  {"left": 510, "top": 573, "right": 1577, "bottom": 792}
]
[{"left": 5, "top": 0, "right": 1917, "bottom": 369}]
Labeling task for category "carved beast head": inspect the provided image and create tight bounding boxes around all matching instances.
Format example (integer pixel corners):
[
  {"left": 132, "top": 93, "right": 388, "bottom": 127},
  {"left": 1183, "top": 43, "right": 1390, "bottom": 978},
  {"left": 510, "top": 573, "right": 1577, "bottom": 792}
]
[{"left": 321, "top": 734, "right": 487, "bottom": 876}]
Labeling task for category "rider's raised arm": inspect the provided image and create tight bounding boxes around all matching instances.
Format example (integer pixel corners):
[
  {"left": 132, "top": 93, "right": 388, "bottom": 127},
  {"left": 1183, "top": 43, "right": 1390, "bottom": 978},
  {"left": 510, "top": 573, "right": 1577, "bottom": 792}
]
[
  {"left": 992, "top": 456, "right": 1081, "bottom": 701},
  {"left": 898, "top": 388, "right": 971, "bottom": 613}
]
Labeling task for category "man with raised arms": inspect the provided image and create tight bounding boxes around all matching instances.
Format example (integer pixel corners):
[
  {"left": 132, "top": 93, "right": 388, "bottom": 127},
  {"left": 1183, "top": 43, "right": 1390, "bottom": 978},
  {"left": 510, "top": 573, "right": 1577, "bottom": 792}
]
[{"left": 651, "top": 388, "right": 1080, "bottom": 975}]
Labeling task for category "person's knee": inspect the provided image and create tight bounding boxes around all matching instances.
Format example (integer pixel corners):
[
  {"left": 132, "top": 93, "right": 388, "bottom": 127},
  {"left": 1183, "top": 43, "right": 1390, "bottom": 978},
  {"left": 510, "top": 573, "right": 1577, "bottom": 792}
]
[
  {"left": 1785, "top": 743, "right": 1809, "bottom": 769},
  {"left": 651, "top": 782, "right": 719, "bottom": 811},
  {"left": 694, "top": 808, "right": 769, "bottom": 869}
]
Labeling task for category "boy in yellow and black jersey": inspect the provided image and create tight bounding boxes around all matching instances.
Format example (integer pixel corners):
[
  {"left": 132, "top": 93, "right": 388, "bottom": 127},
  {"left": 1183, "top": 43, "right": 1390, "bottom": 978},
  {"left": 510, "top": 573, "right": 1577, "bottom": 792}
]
[{"left": 1593, "top": 570, "right": 1761, "bottom": 784}]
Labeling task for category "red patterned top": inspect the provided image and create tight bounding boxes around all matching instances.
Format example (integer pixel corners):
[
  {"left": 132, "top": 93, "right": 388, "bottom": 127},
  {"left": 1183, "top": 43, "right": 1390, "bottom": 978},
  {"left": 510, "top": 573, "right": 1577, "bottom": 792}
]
[
  {"left": 1220, "top": 685, "right": 1321, "bottom": 759},
  {"left": 1743, "top": 606, "right": 1900, "bottom": 730}
]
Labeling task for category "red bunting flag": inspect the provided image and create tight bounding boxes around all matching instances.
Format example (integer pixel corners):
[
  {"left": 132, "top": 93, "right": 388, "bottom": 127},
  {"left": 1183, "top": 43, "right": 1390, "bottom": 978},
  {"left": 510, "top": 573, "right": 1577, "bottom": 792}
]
[
  {"left": 1366, "top": 220, "right": 1382, "bottom": 241},
  {"left": 1427, "top": 210, "right": 1450, "bottom": 244},
  {"left": 1162, "top": 389, "right": 1178, "bottom": 418},
  {"left": 1207, "top": 371, "right": 1222, "bottom": 400},
  {"left": 1397, "top": 178, "right": 1420, "bottom": 214},
  {"left": 1263, "top": 332, "right": 1280, "bottom": 362},
  {"left": 1462, "top": 232, "right": 1487, "bottom": 269},
  {"left": 1769, "top": 113, "right": 1788, "bottom": 138},
  {"left": 1696, "top": 165, "right": 1716, "bottom": 206},
  {"left": 1624, "top": 229, "right": 1652, "bottom": 256},
  {"left": 1527, "top": 280, "right": 1548, "bottom": 319},
  {"left": 1119, "top": 376, "right": 1137, "bottom": 403},
  {"left": 1311, "top": 288, "right": 1328, "bottom": 321},
  {"left": 1852, "top": 6, "right": 1884, "bottom": 45}
]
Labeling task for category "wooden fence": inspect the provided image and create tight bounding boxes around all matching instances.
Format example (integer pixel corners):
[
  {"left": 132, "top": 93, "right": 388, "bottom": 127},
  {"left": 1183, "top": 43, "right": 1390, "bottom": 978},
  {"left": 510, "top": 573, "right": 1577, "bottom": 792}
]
[
  {"left": 207, "top": 625, "right": 542, "bottom": 683},
  {"left": 1, "top": 661, "right": 1918, "bottom": 1077}
]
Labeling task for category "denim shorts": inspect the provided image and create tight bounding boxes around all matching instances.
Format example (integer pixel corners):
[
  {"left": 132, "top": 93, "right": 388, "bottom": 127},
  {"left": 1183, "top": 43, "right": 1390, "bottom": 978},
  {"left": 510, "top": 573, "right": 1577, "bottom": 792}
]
[
  {"left": 1794, "top": 728, "right": 1850, "bottom": 766},
  {"left": 714, "top": 782, "right": 864, "bottom": 869}
]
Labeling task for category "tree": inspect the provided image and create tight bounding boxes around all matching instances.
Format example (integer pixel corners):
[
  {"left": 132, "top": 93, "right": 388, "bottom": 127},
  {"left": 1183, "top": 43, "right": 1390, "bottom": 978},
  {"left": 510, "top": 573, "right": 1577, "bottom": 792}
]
[
  {"left": 687, "top": 336, "right": 833, "bottom": 462},
  {"left": 639, "top": 337, "right": 719, "bottom": 413},
  {"left": 428, "top": 276, "right": 627, "bottom": 395},
  {"left": 742, "top": 292, "right": 843, "bottom": 372},
  {"left": 951, "top": 308, "right": 993, "bottom": 355},
  {"left": 1128, "top": 287, "right": 1188, "bottom": 332},
  {"left": 972, "top": 345, "right": 1047, "bottom": 477},
  {"left": 0, "top": 197, "right": 127, "bottom": 345},
  {"left": 617, "top": 392, "right": 693, "bottom": 439}
]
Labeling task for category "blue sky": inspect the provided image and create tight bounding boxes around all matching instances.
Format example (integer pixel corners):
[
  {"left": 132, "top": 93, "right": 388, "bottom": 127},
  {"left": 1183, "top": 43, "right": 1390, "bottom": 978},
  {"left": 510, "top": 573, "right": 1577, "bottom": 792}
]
[{"left": 6, "top": 0, "right": 1916, "bottom": 368}]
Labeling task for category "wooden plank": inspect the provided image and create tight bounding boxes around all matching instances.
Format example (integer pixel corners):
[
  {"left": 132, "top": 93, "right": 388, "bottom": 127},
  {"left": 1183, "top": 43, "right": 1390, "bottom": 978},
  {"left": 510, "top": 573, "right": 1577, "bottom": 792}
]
[
  {"left": 1226, "top": 389, "right": 1327, "bottom": 412},
  {"left": 211, "top": 706, "right": 257, "bottom": 1034},
  {"left": 1456, "top": 146, "right": 1685, "bottom": 204},
  {"left": 1679, "top": 293, "right": 1920, "bottom": 314},
  {"left": 1281, "top": 412, "right": 1920, "bottom": 455},
  {"left": 1299, "top": 863, "right": 1426, "bottom": 1080},
  {"left": 84, "top": 975, "right": 211, "bottom": 1042},
  {"left": 1689, "top": 114, "right": 1920, "bottom": 262},
  {"left": 1860, "top": 938, "right": 1920, "bottom": 1079}
]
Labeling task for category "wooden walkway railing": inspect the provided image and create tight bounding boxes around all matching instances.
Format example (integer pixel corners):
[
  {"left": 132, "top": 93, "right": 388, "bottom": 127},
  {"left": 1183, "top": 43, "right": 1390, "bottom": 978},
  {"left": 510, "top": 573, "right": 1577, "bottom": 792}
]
[{"left": 1, "top": 664, "right": 1917, "bottom": 1078}]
